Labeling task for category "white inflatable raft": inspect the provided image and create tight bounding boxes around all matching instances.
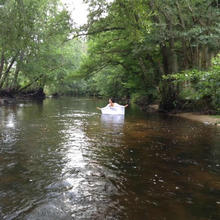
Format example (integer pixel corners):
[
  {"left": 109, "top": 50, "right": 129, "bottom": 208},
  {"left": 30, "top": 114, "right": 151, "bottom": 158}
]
[{"left": 101, "top": 103, "right": 125, "bottom": 115}]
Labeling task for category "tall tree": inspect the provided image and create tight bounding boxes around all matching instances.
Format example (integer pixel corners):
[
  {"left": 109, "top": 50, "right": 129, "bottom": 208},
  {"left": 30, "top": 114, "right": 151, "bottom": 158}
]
[
  {"left": 79, "top": 0, "right": 220, "bottom": 110},
  {"left": 0, "top": 0, "right": 72, "bottom": 93}
]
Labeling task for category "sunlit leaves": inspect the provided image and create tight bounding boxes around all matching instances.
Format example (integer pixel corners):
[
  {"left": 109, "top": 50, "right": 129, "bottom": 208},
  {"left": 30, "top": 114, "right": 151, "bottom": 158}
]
[
  {"left": 0, "top": 0, "right": 73, "bottom": 91},
  {"left": 163, "top": 55, "right": 220, "bottom": 109}
]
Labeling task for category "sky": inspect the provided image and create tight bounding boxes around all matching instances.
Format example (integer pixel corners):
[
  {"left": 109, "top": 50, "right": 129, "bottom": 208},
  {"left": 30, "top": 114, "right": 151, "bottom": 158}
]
[{"left": 61, "top": 0, "right": 88, "bottom": 26}]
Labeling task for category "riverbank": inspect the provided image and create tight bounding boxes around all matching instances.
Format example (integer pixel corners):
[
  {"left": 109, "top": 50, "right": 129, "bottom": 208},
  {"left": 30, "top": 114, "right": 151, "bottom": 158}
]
[
  {"left": 171, "top": 112, "right": 220, "bottom": 126},
  {"left": 145, "top": 104, "right": 220, "bottom": 126},
  {"left": 0, "top": 89, "right": 45, "bottom": 105}
]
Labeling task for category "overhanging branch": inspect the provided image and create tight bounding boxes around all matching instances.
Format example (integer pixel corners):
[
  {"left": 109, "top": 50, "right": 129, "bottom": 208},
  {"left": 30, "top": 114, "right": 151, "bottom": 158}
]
[{"left": 69, "top": 27, "right": 125, "bottom": 40}]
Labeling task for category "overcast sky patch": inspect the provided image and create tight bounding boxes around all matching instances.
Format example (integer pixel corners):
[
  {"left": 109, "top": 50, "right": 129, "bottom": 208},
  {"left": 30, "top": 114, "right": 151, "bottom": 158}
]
[{"left": 62, "top": 0, "right": 88, "bottom": 26}]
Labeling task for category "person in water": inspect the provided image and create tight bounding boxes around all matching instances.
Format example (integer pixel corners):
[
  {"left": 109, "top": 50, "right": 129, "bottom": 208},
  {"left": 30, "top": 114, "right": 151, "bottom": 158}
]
[{"left": 97, "top": 98, "right": 128, "bottom": 110}]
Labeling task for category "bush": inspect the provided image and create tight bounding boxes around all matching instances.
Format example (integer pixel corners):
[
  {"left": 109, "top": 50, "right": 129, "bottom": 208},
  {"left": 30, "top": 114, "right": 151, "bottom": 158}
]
[
  {"left": 164, "top": 55, "right": 220, "bottom": 112},
  {"left": 131, "top": 88, "right": 158, "bottom": 107}
]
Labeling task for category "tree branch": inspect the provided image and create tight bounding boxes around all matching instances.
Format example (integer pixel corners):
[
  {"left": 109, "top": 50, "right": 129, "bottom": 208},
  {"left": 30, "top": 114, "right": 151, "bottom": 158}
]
[
  {"left": 18, "top": 74, "right": 44, "bottom": 92},
  {"left": 69, "top": 27, "right": 125, "bottom": 40},
  {"left": 0, "top": 51, "right": 20, "bottom": 88}
]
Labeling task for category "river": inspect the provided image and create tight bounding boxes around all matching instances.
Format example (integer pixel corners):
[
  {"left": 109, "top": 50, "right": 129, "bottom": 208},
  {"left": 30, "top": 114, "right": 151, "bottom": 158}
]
[{"left": 0, "top": 97, "right": 220, "bottom": 220}]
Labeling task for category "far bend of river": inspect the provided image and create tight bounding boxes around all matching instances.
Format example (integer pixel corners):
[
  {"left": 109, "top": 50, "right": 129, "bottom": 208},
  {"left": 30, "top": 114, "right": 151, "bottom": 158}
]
[{"left": 0, "top": 97, "right": 220, "bottom": 220}]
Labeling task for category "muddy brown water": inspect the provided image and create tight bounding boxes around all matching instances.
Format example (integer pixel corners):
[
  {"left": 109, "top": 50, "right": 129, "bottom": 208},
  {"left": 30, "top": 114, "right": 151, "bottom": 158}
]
[{"left": 0, "top": 97, "right": 220, "bottom": 220}]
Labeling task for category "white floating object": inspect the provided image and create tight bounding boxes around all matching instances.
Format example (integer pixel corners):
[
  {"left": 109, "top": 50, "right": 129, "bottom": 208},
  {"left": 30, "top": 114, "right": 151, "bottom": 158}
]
[{"left": 101, "top": 103, "right": 125, "bottom": 115}]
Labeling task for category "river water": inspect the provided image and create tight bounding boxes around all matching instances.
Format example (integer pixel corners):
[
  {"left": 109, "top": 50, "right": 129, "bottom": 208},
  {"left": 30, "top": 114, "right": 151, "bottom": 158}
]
[{"left": 0, "top": 97, "right": 220, "bottom": 220}]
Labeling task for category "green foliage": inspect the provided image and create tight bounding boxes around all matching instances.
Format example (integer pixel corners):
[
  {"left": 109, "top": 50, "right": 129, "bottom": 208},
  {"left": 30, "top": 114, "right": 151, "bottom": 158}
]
[
  {"left": 42, "top": 39, "right": 86, "bottom": 95},
  {"left": 90, "top": 66, "right": 128, "bottom": 98},
  {"left": 1, "top": 0, "right": 219, "bottom": 114},
  {"left": 77, "top": 0, "right": 220, "bottom": 111},
  {"left": 78, "top": 0, "right": 160, "bottom": 102},
  {"left": 164, "top": 55, "right": 220, "bottom": 111},
  {"left": 131, "top": 88, "right": 158, "bottom": 105},
  {"left": 0, "top": 0, "right": 76, "bottom": 93}
]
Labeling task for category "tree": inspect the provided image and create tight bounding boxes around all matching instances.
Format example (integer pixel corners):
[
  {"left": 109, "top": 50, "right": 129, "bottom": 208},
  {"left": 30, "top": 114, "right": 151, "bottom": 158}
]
[
  {"left": 79, "top": 0, "right": 220, "bottom": 110},
  {"left": 0, "top": 0, "right": 72, "bottom": 94}
]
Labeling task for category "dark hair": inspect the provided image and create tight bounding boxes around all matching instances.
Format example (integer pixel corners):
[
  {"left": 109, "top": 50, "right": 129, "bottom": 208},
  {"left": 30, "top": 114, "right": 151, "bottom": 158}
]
[{"left": 109, "top": 98, "right": 115, "bottom": 103}]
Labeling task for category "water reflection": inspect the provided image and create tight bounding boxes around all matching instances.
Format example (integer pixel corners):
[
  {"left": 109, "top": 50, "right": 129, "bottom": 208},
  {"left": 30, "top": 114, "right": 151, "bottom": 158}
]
[
  {"left": 101, "top": 114, "right": 124, "bottom": 124},
  {"left": 0, "top": 107, "right": 18, "bottom": 152},
  {"left": 60, "top": 116, "right": 87, "bottom": 185},
  {"left": 0, "top": 98, "right": 219, "bottom": 220},
  {"left": 101, "top": 114, "right": 124, "bottom": 133}
]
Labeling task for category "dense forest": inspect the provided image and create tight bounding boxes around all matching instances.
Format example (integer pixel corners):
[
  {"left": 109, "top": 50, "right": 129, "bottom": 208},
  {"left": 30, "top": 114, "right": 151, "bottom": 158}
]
[{"left": 0, "top": 0, "right": 219, "bottom": 112}]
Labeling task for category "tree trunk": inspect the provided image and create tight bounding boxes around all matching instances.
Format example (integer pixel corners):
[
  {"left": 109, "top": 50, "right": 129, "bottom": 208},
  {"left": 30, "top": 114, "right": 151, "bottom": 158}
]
[
  {"left": 182, "top": 41, "right": 190, "bottom": 69},
  {"left": 0, "top": 50, "right": 5, "bottom": 79},
  {"left": 0, "top": 52, "right": 19, "bottom": 88},
  {"left": 161, "top": 45, "right": 169, "bottom": 75},
  {"left": 11, "top": 52, "right": 24, "bottom": 90},
  {"left": 138, "top": 57, "right": 148, "bottom": 84},
  {"left": 11, "top": 68, "right": 20, "bottom": 90},
  {"left": 160, "top": 41, "right": 179, "bottom": 111}
]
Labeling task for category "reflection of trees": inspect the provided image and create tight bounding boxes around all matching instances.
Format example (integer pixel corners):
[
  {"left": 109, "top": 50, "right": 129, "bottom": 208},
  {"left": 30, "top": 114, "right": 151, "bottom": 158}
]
[
  {"left": 83, "top": 113, "right": 220, "bottom": 219},
  {"left": 83, "top": 113, "right": 125, "bottom": 162},
  {"left": 0, "top": 97, "right": 112, "bottom": 219},
  {"left": 0, "top": 99, "right": 74, "bottom": 218},
  {"left": 119, "top": 118, "right": 220, "bottom": 219},
  {"left": 1, "top": 98, "right": 219, "bottom": 219},
  {"left": 101, "top": 114, "right": 124, "bottom": 134}
]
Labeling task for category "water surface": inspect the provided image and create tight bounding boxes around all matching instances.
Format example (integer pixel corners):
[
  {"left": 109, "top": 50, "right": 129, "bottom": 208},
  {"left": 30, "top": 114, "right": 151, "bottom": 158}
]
[{"left": 0, "top": 97, "right": 220, "bottom": 220}]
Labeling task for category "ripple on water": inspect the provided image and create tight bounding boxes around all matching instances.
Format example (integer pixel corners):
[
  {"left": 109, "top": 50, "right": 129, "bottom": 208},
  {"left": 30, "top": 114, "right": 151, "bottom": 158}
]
[{"left": 0, "top": 98, "right": 220, "bottom": 220}]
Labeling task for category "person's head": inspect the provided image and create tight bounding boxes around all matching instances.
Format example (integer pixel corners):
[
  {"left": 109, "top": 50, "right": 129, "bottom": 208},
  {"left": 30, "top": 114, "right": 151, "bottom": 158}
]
[{"left": 109, "top": 98, "right": 115, "bottom": 104}]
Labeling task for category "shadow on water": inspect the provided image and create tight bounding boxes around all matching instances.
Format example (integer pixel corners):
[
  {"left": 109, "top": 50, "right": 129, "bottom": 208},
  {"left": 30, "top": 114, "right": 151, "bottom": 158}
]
[{"left": 0, "top": 97, "right": 220, "bottom": 220}]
